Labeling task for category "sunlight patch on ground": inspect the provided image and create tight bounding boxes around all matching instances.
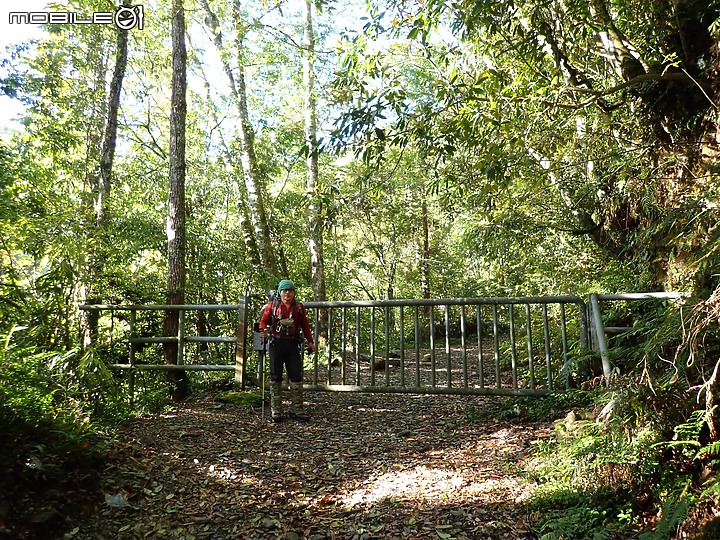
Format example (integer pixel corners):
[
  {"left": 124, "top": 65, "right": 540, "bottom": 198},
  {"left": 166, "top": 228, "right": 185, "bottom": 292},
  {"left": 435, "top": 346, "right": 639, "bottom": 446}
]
[
  {"left": 205, "top": 464, "right": 242, "bottom": 482},
  {"left": 193, "top": 459, "right": 258, "bottom": 486},
  {"left": 353, "top": 407, "right": 401, "bottom": 413},
  {"left": 337, "top": 465, "right": 524, "bottom": 508},
  {"left": 491, "top": 428, "right": 511, "bottom": 441}
]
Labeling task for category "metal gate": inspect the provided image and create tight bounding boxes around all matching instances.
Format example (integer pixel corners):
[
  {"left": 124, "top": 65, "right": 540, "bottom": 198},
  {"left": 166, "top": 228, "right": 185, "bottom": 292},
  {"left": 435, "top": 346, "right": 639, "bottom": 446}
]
[
  {"left": 81, "top": 293, "right": 693, "bottom": 398},
  {"left": 299, "top": 297, "right": 588, "bottom": 396},
  {"left": 81, "top": 296, "right": 589, "bottom": 398}
]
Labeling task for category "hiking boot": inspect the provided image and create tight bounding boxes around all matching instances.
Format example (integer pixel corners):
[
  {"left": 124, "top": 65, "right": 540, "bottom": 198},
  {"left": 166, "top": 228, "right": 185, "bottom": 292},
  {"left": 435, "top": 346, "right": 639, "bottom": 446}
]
[
  {"left": 288, "top": 381, "right": 309, "bottom": 422},
  {"left": 270, "top": 381, "right": 283, "bottom": 422}
]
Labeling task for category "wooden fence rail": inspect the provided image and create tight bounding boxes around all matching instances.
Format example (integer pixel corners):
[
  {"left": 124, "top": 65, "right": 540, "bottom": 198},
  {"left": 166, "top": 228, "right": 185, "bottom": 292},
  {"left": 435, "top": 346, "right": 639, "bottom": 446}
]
[{"left": 78, "top": 301, "right": 248, "bottom": 400}]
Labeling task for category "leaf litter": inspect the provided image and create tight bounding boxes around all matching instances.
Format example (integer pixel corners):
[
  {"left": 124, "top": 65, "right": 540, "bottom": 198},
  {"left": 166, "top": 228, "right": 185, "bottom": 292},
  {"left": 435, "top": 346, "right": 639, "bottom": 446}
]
[{"left": 73, "top": 392, "right": 551, "bottom": 539}]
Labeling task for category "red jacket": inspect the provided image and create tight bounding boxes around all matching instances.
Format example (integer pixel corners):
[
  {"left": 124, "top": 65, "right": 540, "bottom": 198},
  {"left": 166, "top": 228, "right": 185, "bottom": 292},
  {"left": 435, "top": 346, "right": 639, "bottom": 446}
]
[{"left": 259, "top": 300, "right": 314, "bottom": 343}]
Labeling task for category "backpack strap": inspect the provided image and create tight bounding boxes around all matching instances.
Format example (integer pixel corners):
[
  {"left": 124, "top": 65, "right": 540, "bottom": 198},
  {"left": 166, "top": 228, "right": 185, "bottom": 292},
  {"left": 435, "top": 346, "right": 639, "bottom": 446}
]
[
  {"left": 295, "top": 302, "right": 306, "bottom": 343},
  {"left": 268, "top": 298, "right": 304, "bottom": 341},
  {"left": 296, "top": 302, "right": 306, "bottom": 324},
  {"left": 272, "top": 298, "right": 304, "bottom": 323},
  {"left": 270, "top": 296, "right": 281, "bottom": 323}
]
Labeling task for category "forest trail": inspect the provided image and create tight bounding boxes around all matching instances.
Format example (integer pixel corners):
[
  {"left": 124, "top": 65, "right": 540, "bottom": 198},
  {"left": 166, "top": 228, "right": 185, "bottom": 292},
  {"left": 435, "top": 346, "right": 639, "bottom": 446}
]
[{"left": 74, "top": 392, "right": 551, "bottom": 539}]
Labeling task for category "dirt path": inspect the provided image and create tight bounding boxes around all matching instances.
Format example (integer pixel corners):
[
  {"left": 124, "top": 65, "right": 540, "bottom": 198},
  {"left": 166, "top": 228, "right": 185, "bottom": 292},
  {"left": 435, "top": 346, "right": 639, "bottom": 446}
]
[{"left": 75, "top": 392, "right": 551, "bottom": 539}]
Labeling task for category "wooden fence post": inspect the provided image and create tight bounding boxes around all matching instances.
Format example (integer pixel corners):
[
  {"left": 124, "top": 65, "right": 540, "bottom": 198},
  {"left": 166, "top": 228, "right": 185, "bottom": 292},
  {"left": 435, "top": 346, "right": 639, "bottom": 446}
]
[
  {"left": 234, "top": 298, "right": 248, "bottom": 390},
  {"left": 178, "top": 308, "right": 185, "bottom": 365}
]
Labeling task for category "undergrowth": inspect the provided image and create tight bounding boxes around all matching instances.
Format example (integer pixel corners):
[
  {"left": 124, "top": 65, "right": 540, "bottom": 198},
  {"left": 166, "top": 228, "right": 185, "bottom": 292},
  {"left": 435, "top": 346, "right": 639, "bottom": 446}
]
[
  {"left": 0, "top": 329, "right": 164, "bottom": 538},
  {"left": 508, "top": 300, "right": 720, "bottom": 539}
]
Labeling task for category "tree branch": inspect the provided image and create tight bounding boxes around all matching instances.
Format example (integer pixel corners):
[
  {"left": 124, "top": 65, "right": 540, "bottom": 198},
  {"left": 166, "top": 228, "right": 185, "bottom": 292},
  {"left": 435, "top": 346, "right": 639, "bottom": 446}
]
[{"left": 567, "top": 72, "right": 714, "bottom": 97}]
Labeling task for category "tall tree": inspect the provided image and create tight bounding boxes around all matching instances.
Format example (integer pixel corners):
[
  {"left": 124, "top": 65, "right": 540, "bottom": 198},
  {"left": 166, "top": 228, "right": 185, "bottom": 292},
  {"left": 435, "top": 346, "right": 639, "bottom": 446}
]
[
  {"left": 96, "top": 3, "right": 129, "bottom": 229},
  {"left": 164, "top": 0, "right": 190, "bottom": 400},
  {"left": 303, "top": 0, "right": 327, "bottom": 303},
  {"left": 200, "top": 0, "right": 280, "bottom": 282},
  {"left": 6, "top": 12, "right": 122, "bottom": 349},
  {"left": 81, "top": 8, "right": 131, "bottom": 348},
  {"left": 419, "top": 182, "right": 430, "bottom": 301},
  {"left": 186, "top": 26, "right": 262, "bottom": 270}
]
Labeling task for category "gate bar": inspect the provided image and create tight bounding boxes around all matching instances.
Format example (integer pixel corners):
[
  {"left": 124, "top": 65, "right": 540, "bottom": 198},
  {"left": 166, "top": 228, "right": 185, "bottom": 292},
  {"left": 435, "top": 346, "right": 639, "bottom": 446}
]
[
  {"left": 588, "top": 292, "right": 689, "bottom": 388},
  {"left": 304, "top": 384, "right": 554, "bottom": 396},
  {"left": 399, "top": 307, "right": 406, "bottom": 387},
  {"left": 303, "top": 296, "right": 585, "bottom": 308},
  {"left": 542, "top": 304, "right": 553, "bottom": 390},
  {"left": 525, "top": 304, "right": 535, "bottom": 390},
  {"left": 509, "top": 304, "right": 518, "bottom": 390},
  {"left": 477, "top": 307, "right": 484, "bottom": 389}
]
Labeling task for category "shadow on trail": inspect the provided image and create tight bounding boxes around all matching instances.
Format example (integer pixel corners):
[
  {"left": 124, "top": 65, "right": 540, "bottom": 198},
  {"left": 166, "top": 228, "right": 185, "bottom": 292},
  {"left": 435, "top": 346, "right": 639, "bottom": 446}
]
[{"left": 76, "top": 392, "right": 548, "bottom": 539}]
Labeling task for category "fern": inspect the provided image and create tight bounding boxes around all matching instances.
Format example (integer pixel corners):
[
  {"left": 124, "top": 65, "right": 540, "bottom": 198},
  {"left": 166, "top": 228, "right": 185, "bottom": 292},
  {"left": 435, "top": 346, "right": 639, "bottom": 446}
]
[
  {"left": 700, "top": 479, "right": 720, "bottom": 499},
  {"left": 638, "top": 498, "right": 689, "bottom": 540},
  {"left": 538, "top": 506, "right": 611, "bottom": 540},
  {"left": 673, "top": 410, "right": 706, "bottom": 441},
  {"left": 695, "top": 440, "right": 720, "bottom": 459}
]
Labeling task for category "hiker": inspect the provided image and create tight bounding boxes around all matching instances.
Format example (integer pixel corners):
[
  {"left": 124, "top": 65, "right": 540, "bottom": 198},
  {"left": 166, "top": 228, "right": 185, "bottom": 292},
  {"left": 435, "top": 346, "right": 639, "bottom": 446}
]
[{"left": 259, "top": 279, "right": 316, "bottom": 422}]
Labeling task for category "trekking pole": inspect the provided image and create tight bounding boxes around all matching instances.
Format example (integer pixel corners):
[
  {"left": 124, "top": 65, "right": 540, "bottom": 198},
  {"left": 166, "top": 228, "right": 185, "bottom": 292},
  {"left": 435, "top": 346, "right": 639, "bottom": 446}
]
[{"left": 260, "top": 333, "right": 268, "bottom": 422}]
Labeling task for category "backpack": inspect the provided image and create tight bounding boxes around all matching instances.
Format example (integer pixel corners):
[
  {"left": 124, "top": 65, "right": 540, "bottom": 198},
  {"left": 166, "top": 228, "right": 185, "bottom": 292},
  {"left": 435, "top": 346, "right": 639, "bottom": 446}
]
[{"left": 265, "top": 294, "right": 307, "bottom": 342}]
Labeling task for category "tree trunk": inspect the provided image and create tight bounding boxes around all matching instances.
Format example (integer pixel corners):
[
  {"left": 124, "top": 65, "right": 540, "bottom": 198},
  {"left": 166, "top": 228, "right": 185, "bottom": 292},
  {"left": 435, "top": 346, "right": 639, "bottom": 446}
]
[
  {"left": 189, "top": 30, "right": 262, "bottom": 267},
  {"left": 303, "top": 0, "right": 327, "bottom": 343},
  {"left": 80, "top": 21, "right": 128, "bottom": 349},
  {"left": 420, "top": 184, "right": 431, "bottom": 341},
  {"left": 304, "top": 0, "right": 326, "bottom": 303},
  {"left": 96, "top": 15, "right": 129, "bottom": 228},
  {"left": 587, "top": 0, "right": 646, "bottom": 81},
  {"left": 201, "top": 0, "right": 280, "bottom": 281},
  {"left": 232, "top": 4, "right": 279, "bottom": 280},
  {"left": 420, "top": 185, "right": 431, "bottom": 301},
  {"left": 528, "top": 147, "right": 602, "bottom": 244},
  {"left": 164, "top": 0, "right": 189, "bottom": 401}
]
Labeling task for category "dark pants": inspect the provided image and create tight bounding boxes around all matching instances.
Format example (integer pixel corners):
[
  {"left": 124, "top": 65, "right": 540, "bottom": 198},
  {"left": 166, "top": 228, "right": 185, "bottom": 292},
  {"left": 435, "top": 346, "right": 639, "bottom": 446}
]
[{"left": 269, "top": 338, "right": 303, "bottom": 383}]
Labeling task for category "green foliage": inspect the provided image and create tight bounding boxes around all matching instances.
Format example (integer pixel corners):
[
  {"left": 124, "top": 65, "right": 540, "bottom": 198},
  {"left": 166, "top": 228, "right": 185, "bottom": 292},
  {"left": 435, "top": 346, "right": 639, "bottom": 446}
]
[
  {"left": 1, "top": 0, "right": 720, "bottom": 535},
  {"left": 529, "top": 430, "right": 645, "bottom": 537},
  {"left": 525, "top": 367, "right": 720, "bottom": 538},
  {"left": 697, "top": 440, "right": 720, "bottom": 461},
  {"left": 128, "top": 370, "right": 175, "bottom": 413},
  {"left": 537, "top": 497, "right": 624, "bottom": 540},
  {"left": 500, "top": 389, "right": 596, "bottom": 422},
  {"left": 216, "top": 390, "right": 264, "bottom": 408},
  {"left": 0, "top": 345, "right": 59, "bottom": 432},
  {"left": 0, "top": 339, "right": 117, "bottom": 465},
  {"left": 638, "top": 497, "right": 689, "bottom": 540},
  {"left": 664, "top": 410, "right": 708, "bottom": 453}
]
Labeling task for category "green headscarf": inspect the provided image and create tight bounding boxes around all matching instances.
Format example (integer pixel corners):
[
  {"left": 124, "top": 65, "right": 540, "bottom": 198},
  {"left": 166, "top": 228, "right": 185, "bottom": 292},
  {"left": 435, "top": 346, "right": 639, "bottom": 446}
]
[{"left": 277, "top": 279, "right": 295, "bottom": 293}]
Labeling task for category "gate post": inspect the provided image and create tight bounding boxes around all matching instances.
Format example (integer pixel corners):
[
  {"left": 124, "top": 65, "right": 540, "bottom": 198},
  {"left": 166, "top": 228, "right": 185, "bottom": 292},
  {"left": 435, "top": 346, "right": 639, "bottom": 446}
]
[
  {"left": 129, "top": 308, "right": 137, "bottom": 405},
  {"left": 234, "top": 298, "right": 248, "bottom": 390},
  {"left": 589, "top": 294, "right": 613, "bottom": 386}
]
